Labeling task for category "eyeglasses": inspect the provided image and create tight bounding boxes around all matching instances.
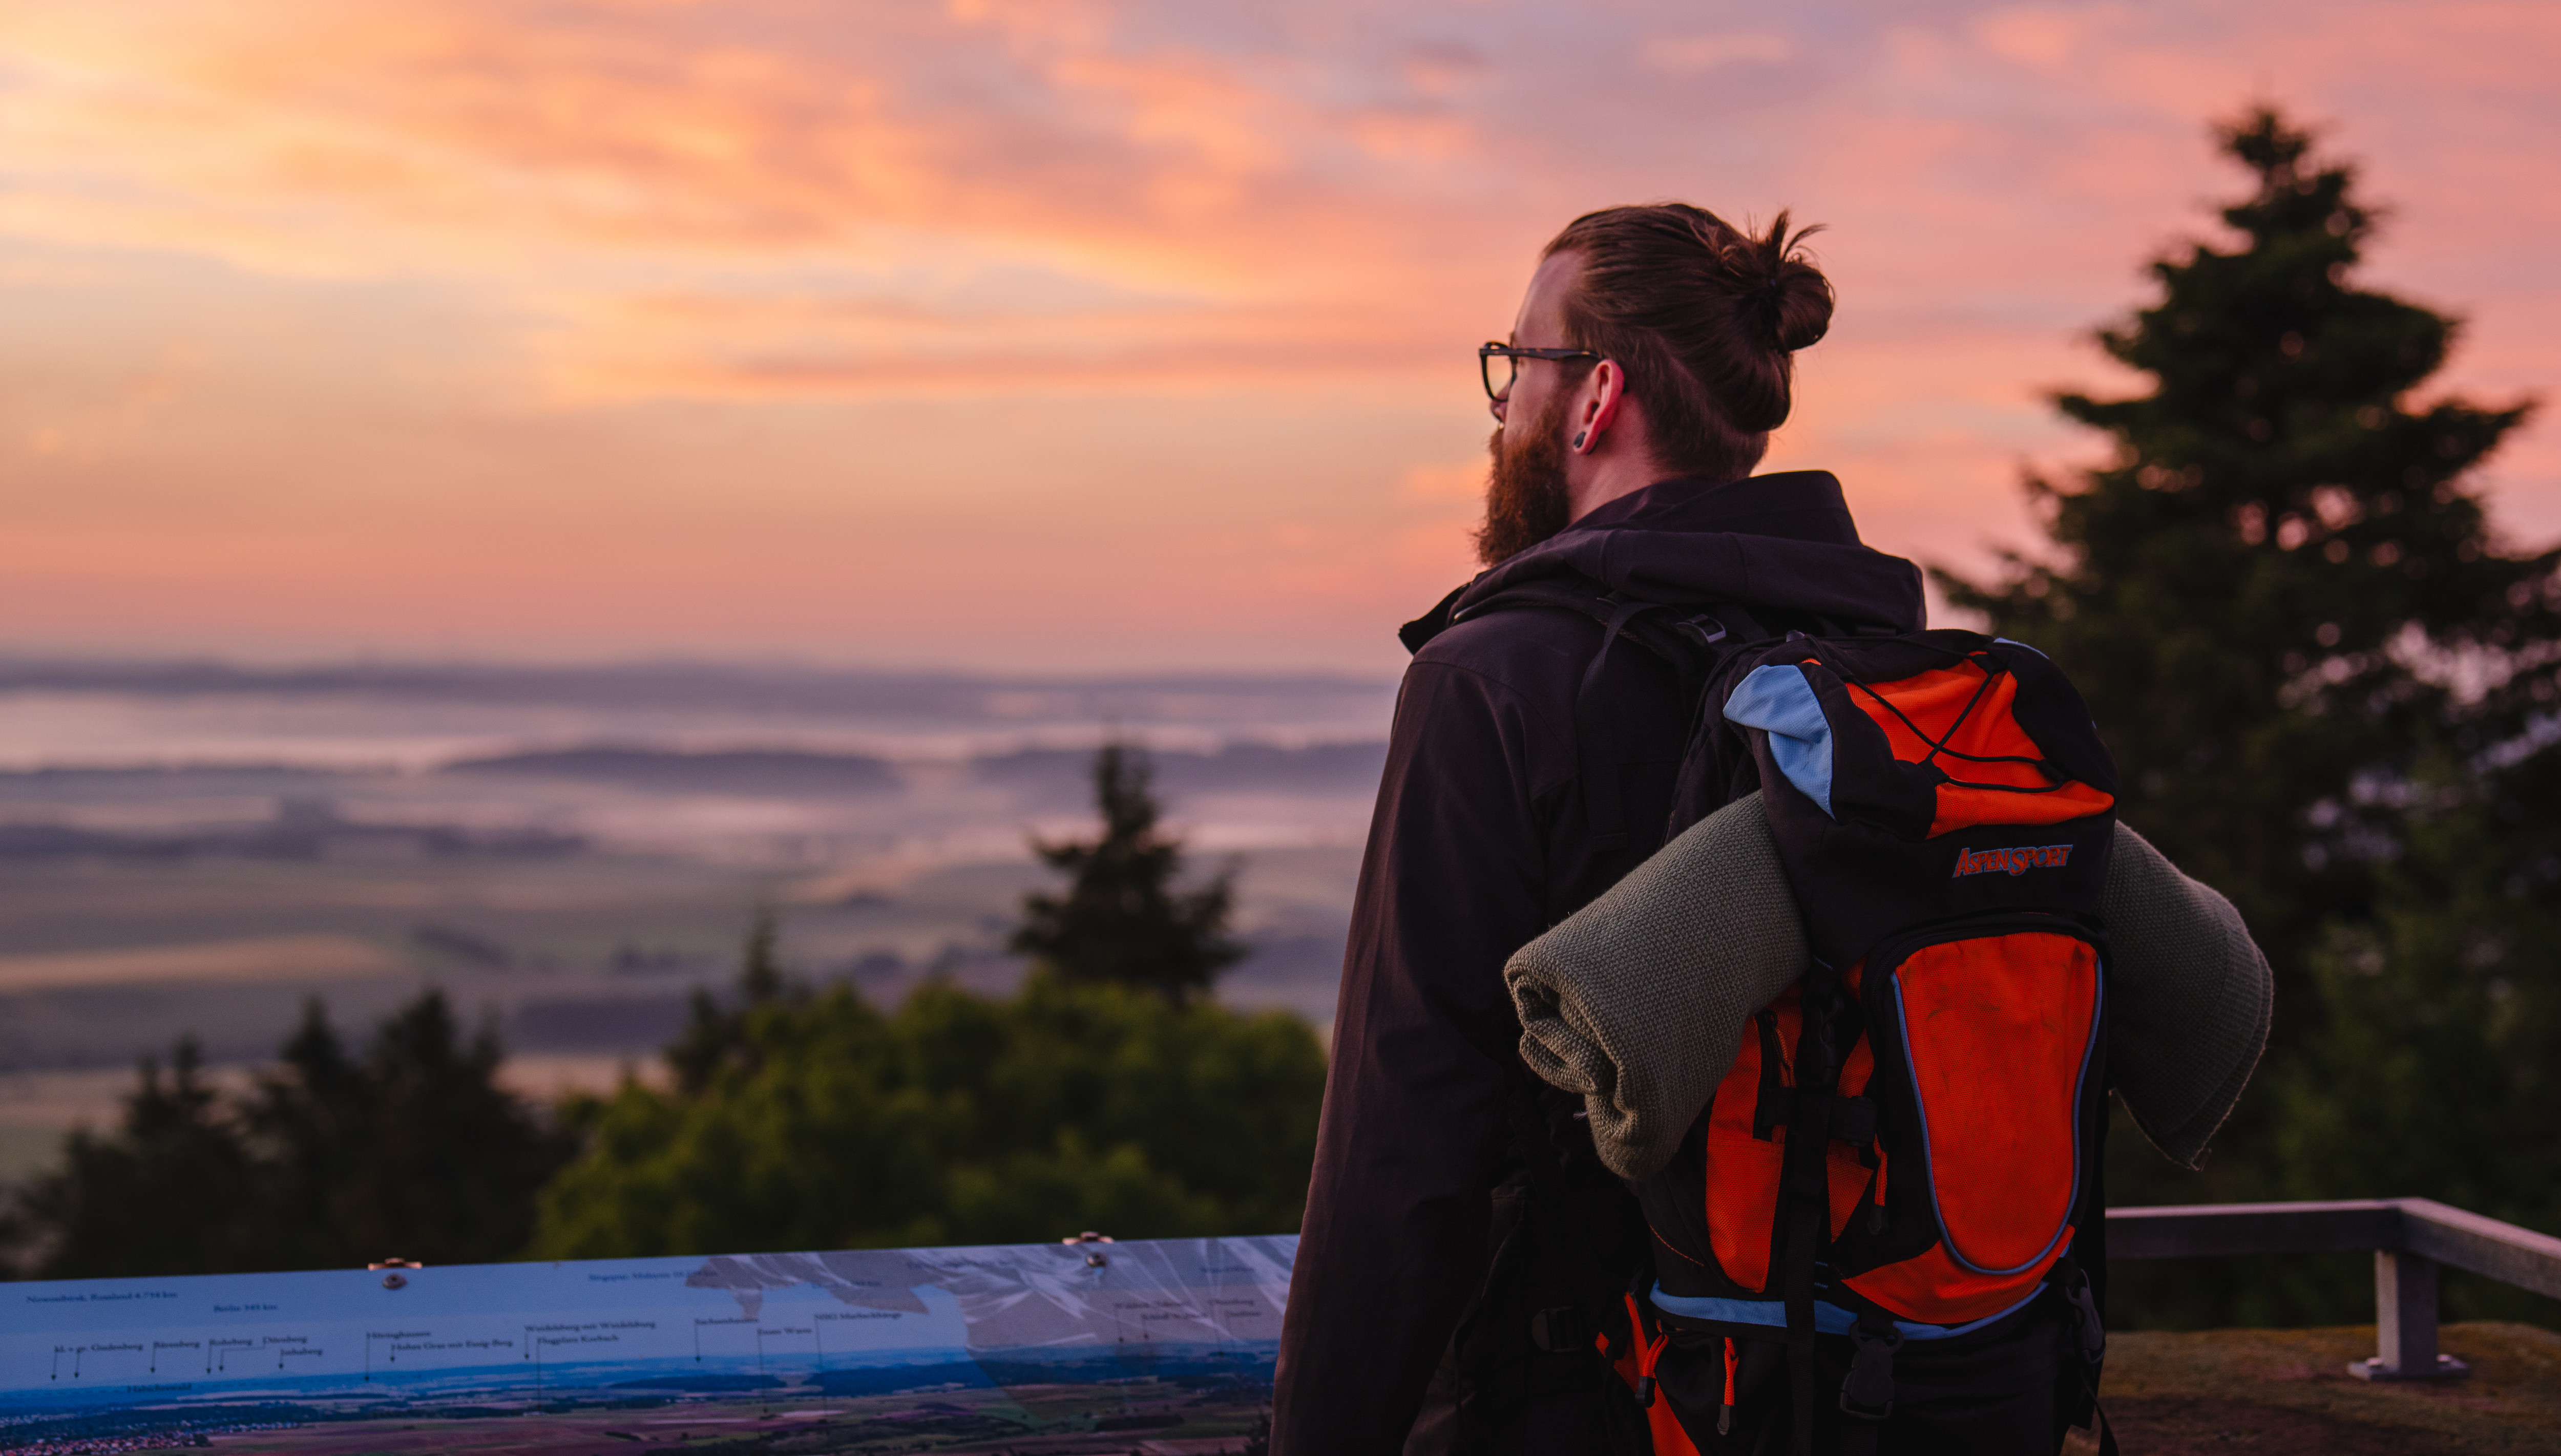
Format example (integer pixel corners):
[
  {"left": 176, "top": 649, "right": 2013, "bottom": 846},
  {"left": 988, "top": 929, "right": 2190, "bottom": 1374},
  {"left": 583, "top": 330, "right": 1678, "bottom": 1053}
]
[{"left": 1479, "top": 342, "right": 1602, "bottom": 403}]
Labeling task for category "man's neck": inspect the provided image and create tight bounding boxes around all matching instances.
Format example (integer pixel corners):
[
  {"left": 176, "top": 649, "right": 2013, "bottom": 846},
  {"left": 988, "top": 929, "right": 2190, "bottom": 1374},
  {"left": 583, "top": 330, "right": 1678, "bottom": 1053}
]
[{"left": 1565, "top": 449, "right": 1669, "bottom": 524}]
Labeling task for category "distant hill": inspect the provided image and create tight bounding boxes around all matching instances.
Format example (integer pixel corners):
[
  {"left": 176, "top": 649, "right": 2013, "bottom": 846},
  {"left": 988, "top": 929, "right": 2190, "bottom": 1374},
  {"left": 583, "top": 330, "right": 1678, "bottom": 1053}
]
[
  {"left": 0, "top": 808, "right": 583, "bottom": 861},
  {"left": 443, "top": 741, "right": 1389, "bottom": 800},
  {"left": 448, "top": 747, "right": 903, "bottom": 795},
  {"left": 0, "top": 764, "right": 330, "bottom": 785},
  {"left": 971, "top": 742, "right": 1388, "bottom": 798}
]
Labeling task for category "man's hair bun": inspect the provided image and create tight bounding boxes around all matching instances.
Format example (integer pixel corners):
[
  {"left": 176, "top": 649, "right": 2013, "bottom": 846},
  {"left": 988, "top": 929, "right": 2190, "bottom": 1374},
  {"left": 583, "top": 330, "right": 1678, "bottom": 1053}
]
[
  {"left": 1543, "top": 202, "right": 1837, "bottom": 479},
  {"left": 1741, "top": 213, "right": 1835, "bottom": 354}
]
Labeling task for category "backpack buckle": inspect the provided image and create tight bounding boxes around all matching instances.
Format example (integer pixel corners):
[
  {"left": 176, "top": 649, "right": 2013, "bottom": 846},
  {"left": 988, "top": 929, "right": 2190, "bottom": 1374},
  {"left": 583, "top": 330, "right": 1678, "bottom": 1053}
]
[
  {"left": 2056, "top": 1260, "right": 2107, "bottom": 1364},
  {"left": 1675, "top": 614, "right": 1730, "bottom": 647},
  {"left": 1828, "top": 1095, "right": 1877, "bottom": 1149},
  {"left": 1528, "top": 1305, "right": 1588, "bottom": 1355},
  {"left": 1839, "top": 1319, "right": 1901, "bottom": 1420}
]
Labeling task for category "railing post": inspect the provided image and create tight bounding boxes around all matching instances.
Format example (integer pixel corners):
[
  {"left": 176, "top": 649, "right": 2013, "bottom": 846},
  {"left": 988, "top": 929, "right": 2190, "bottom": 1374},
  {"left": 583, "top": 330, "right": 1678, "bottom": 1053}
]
[{"left": 2348, "top": 1250, "right": 2468, "bottom": 1381}]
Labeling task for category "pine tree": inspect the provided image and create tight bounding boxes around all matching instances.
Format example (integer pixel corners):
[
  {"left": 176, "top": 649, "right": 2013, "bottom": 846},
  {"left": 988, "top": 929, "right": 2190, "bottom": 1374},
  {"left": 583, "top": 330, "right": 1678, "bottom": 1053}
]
[
  {"left": 319, "top": 991, "right": 572, "bottom": 1265},
  {"left": 668, "top": 907, "right": 797, "bottom": 1096},
  {"left": 241, "top": 1000, "right": 369, "bottom": 1259},
  {"left": 1010, "top": 742, "right": 1244, "bottom": 1004},
  {"left": 8, "top": 994, "right": 571, "bottom": 1276},
  {"left": 15, "top": 1040, "right": 263, "bottom": 1277},
  {"left": 1941, "top": 109, "right": 2547, "bottom": 970}
]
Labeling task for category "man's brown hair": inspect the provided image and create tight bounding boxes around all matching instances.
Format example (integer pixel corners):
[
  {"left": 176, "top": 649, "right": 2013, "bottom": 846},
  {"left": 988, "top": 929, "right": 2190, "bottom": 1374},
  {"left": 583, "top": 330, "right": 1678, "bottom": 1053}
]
[{"left": 1542, "top": 203, "right": 1834, "bottom": 483}]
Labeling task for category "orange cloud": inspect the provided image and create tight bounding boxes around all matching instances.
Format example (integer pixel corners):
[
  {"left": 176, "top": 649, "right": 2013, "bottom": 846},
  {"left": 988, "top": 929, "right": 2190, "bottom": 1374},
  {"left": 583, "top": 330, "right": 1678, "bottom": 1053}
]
[
  {"left": 0, "top": 0, "right": 1522, "bottom": 413},
  {"left": 0, "top": 0, "right": 2550, "bottom": 669}
]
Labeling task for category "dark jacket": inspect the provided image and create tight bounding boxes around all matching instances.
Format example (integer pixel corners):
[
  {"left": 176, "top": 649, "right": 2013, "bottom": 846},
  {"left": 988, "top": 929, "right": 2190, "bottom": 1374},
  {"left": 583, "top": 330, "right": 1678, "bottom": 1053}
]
[{"left": 1272, "top": 472, "right": 1925, "bottom": 1453}]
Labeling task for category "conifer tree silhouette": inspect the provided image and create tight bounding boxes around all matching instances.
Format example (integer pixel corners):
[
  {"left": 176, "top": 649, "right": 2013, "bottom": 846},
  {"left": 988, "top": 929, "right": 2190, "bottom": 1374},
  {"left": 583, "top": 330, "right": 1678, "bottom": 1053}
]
[
  {"left": 669, "top": 906, "right": 795, "bottom": 1096},
  {"left": 1011, "top": 742, "right": 1244, "bottom": 1004},
  {"left": 1941, "top": 107, "right": 2549, "bottom": 972},
  {"left": 12, "top": 1040, "right": 261, "bottom": 1277},
  {"left": 12, "top": 994, "right": 569, "bottom": 1277}
]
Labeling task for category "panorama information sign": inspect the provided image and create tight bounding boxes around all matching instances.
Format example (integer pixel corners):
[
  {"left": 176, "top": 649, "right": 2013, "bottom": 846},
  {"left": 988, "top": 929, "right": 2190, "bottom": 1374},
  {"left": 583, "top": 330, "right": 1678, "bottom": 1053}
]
[{"left": 0, "top": 1235, "right": 1294, "bottom": 1453}]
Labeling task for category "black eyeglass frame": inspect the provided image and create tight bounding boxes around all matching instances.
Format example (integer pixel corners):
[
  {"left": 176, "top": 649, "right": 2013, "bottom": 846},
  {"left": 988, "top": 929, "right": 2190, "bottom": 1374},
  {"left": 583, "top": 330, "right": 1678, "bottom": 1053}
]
[{"left": 1479, "top": 342, "right": 1603, "bottom": 403}]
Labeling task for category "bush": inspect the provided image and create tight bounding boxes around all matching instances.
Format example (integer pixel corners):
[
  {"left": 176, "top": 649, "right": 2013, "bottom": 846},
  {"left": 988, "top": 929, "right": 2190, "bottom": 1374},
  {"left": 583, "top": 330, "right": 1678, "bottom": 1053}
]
[{"left": 531, "top": 974, "right": 1326, "bottom": 1258}]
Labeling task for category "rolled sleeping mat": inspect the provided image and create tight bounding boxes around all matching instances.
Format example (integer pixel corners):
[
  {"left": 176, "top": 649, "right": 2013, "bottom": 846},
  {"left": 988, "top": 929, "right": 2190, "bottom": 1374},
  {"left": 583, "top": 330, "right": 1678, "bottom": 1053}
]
[{"left": 1507, "top": 793, "right": 2272, "bottom": 1179}]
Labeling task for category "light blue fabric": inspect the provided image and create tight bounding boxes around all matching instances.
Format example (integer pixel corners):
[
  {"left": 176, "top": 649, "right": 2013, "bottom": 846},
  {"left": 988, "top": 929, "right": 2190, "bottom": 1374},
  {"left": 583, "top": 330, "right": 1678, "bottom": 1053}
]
[
  {"left": 1647, "top": 1285, "right": 2048, "bottom": 1341},
  {"left": 1723, "top": 665, "right": 1836, "bottom": 817},
  {"left": 1646, "top": 1291, "right": 1858, "bottom": 1335}
]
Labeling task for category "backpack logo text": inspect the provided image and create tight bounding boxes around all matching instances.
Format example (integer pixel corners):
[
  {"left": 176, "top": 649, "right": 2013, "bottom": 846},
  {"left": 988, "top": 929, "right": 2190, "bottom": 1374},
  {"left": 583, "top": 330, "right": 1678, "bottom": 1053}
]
[{"left": 1953, "top": 844, "right": 2072, "bottom": 878}]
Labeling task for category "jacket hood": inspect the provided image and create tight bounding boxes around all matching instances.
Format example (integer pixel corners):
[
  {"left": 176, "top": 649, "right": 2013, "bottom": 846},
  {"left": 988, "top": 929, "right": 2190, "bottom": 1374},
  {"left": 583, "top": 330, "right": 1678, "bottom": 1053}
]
[{"left": 1419, "top": 472, "right": 1924, "bottom": 646}]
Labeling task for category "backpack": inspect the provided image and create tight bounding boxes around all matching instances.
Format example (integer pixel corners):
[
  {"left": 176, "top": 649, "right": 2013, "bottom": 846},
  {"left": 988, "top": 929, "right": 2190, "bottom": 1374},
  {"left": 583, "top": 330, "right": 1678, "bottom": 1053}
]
[{"left": 1458, "top": 580, "right": 2118, "bottom": 1452}]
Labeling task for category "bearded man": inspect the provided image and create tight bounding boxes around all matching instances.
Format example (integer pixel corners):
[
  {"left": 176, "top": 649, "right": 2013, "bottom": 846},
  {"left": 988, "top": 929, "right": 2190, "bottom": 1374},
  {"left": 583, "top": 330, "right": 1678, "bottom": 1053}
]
[{"left": 1271, "top": 204, "right": 1927, "bottom": 1452}]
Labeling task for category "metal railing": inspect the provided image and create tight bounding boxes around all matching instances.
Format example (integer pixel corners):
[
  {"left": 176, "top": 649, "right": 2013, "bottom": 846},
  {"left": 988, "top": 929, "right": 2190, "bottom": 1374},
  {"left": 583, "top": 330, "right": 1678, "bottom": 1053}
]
[{"left": 2107, "top": 1198, "right": 2561, "bottom": 1380}]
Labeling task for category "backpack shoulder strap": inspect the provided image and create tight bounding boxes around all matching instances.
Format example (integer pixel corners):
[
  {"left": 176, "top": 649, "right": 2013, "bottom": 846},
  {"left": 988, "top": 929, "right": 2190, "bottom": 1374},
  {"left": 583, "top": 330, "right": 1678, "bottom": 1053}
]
[{"left": 1458, "top": 575, "right": 1768, "bottom": 854}]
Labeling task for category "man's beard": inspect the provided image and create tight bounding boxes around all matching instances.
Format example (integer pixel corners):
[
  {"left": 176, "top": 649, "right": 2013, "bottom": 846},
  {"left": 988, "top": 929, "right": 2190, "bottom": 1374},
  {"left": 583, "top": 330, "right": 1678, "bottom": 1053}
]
[{"left": 1472, "top": 391, "right": 1574, "bottom": 567}]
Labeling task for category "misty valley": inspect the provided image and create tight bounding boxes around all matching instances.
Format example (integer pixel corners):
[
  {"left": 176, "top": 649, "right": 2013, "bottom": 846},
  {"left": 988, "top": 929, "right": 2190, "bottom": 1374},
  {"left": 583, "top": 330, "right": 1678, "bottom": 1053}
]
[{"left": 0, "top": 660, "right": 1395, "bottom": 1182}]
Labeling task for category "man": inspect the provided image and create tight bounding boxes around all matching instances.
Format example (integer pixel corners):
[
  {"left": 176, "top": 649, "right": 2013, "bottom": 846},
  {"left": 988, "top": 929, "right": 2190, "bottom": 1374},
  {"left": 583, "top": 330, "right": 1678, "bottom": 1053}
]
[{"left": 1273, "top": 204, "right": 1927, "bottom": 1451}]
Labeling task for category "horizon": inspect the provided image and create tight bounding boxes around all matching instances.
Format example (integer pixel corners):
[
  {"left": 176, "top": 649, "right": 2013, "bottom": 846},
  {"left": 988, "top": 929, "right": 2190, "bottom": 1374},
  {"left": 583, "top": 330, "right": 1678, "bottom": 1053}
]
[{"left": 0, "top": 649, "right": 1400, "bottom": 687}]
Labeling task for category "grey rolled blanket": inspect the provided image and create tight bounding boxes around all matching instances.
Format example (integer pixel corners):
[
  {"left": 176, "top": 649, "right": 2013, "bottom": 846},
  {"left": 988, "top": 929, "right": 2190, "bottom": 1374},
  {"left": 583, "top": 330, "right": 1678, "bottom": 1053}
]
[{"left": 1506, "top": 792, "right": 2273, "bottom": 1180}]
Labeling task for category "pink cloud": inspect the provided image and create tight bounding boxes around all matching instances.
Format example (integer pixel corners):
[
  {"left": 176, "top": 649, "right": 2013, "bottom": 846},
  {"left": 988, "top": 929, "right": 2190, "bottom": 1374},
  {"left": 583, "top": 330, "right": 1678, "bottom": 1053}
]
[{"left": 0, "top": 0, "right": 2550, "bottom": 668}]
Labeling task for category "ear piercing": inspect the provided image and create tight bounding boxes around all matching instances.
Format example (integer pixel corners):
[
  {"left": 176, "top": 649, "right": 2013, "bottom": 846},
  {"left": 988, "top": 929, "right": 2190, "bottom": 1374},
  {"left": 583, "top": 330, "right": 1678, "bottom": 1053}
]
[{"left": 1573, "top": 432, "right": 1587, "bottom": 450}]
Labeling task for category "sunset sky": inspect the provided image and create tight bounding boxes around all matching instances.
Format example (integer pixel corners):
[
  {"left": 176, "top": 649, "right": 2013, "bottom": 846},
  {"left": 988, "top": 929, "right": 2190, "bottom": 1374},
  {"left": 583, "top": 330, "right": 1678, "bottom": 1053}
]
[{"left": 1, "top": 1, "right": 2553, "bottom": 672}]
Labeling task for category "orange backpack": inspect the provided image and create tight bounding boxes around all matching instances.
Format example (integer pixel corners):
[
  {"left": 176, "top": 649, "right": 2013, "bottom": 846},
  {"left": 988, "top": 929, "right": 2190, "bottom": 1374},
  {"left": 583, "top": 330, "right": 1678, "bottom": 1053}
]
[{"left": 1635, "top": 629, "right": 2116, "bottom": 1448}]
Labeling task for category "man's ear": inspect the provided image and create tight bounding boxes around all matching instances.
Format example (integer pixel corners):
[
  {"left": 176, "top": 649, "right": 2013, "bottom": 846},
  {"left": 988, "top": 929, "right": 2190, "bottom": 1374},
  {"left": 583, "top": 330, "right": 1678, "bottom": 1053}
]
[{"left": 1578, "top": 360, "right": 1625, "bottom": 454}]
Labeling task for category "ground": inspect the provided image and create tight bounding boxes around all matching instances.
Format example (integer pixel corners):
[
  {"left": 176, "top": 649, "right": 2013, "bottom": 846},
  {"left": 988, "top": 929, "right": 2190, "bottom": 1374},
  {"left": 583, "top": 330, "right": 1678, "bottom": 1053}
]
[{"left": 2063, "top": 1322, "right": 2561, "bottom": 1455}]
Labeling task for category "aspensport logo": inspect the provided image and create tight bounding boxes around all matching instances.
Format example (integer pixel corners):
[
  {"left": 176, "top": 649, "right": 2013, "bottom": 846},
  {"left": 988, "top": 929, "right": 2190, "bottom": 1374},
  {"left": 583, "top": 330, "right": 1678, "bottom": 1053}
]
[{"left": 1953, "top": 844, "right": 2072, "bottom": 878}]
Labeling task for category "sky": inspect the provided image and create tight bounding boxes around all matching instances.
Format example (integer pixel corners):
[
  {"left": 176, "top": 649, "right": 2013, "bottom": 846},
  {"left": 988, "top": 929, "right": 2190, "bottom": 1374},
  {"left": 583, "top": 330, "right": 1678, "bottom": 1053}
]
[{"left": 0, "top": 0, "right": 2553, "bottom": 674}]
